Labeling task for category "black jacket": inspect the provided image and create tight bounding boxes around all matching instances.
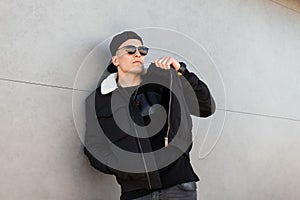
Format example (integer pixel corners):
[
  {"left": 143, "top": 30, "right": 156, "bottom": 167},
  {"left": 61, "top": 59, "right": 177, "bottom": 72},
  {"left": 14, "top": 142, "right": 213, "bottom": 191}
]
[{"left": 84, "top": 63, "right": 215, "bottom": 197}]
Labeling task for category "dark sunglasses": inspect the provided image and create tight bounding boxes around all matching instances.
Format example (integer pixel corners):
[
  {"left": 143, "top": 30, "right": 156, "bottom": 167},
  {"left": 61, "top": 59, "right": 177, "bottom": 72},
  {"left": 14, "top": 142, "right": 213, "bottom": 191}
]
[{"left": 117, "top": 45, "right": 149, "bottom": 56}]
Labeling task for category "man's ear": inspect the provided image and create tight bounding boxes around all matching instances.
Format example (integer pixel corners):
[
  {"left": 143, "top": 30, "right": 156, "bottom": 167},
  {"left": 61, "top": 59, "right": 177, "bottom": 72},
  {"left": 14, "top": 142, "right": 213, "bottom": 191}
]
[{"left": 112, "top": 56, "right": 119, "bottom": 67}]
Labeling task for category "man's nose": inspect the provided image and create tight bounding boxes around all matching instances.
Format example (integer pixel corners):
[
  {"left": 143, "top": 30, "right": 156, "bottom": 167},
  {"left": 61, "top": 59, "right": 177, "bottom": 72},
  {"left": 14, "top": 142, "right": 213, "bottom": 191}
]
[{"left": 134, "top": 49, "right": 141, "bottom": 57}]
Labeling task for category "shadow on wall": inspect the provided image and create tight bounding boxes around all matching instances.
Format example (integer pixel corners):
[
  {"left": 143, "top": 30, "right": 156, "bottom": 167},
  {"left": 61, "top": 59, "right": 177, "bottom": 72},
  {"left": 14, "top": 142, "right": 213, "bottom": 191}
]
[{"left": 270, "top": 0, "right": 300, "bottom": 13}]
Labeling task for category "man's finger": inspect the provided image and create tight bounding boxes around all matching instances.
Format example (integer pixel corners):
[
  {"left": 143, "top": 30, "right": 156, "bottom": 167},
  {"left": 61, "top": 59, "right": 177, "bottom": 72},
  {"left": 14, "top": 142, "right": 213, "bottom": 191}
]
[
  {"left": 161, "top": 56, "right": 169, "bottom": 65},
  {"left": 154, "top": 59, "right": 164, "bottom": 69}
]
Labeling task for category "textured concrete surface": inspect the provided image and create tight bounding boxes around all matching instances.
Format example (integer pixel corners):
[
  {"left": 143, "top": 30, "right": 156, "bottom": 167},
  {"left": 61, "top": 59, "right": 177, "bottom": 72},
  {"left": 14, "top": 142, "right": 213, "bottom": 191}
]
[
  {"left": 1, "top": 0, "right": 300, "bottom": 199},
  {"left": 191, "top": 111, "right": 300, "bottom": 200},
  {"left": 0, "top": 81, "right": 120, "bottom": 200}
]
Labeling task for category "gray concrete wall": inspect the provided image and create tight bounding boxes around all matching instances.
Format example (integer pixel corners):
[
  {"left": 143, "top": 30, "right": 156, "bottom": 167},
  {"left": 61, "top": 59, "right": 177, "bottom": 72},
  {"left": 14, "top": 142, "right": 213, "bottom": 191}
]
[{"left": 1, "top": 0, "right": 300, "bottom": 199}]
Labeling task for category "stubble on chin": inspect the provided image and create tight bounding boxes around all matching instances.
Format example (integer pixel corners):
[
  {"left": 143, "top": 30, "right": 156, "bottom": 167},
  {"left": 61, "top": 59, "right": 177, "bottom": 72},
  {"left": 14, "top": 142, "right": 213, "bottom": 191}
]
[{"left": 129, "top": 65, "right": 145, "bottom": 74}]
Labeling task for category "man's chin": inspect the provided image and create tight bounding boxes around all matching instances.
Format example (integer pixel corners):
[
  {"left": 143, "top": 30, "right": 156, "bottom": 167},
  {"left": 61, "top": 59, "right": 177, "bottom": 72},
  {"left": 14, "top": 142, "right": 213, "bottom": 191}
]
[{"left": 129, "top": 66, "right": 145, "bottom": 74}]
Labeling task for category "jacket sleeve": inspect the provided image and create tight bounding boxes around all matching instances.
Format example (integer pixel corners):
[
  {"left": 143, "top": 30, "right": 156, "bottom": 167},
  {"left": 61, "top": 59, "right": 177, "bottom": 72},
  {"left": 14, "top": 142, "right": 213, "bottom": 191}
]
[
  {"left": 179, "top": 63, "right": 216, "bottom": 117},
  {"left": 145, "top": 63, "right": 215, "bottom": 117},
  {"left": 83, "top": 92, "right": 115, "bottom": 175}
]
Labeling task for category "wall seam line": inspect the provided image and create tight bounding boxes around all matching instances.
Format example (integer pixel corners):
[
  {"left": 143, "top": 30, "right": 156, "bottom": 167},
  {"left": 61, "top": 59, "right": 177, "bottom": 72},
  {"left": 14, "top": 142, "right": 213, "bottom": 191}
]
[
  {"left": 1, "top": 77, "right": 299, "bottom": 122},
  {"left": 0, "top": 77, "right": 90, "bottom": 92},
  {"left": 219, "top": 108, "right": 300, "bottom": 122}
]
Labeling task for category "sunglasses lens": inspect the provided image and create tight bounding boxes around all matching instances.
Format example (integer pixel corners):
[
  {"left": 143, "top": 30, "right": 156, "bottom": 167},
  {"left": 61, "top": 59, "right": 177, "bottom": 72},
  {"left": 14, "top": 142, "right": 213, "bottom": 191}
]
[
  {"left": 125, "top": 45, "right": 137, "bottom": 55},
  {"left": 138, "top": 46, "right": 148, "bottom": 56},
  {"left": 123, "top": 45, "right": 148, "bottom": 56}
]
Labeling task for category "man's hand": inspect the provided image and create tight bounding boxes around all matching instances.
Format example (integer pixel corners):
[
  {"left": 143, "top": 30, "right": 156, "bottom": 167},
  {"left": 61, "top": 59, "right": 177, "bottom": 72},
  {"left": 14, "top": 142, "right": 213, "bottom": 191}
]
[{"left": 154, "top": 56, "right": 181, "bottom": 71}]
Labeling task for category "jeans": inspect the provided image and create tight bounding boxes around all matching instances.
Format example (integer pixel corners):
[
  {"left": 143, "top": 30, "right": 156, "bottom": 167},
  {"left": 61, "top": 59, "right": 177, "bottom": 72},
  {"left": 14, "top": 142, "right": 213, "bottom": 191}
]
[{"left": 131, "top": 181, "right": 197, "bottom": 200}]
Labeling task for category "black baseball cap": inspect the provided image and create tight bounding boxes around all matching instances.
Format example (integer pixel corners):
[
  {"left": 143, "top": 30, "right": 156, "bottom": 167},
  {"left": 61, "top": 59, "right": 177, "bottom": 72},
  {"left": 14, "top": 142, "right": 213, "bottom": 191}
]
[
  {"left": 107, "top": 31, "right": 143, "bottom": 73},
  {"left": 109, "top": 31, "right": 143, "bottom": 56}
]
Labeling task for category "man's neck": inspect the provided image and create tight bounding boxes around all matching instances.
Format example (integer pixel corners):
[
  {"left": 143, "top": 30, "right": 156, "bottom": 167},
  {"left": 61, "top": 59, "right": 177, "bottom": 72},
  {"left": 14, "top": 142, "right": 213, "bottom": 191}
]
[{"left": 117, "top": 73, "right": 142, "bottom": 88}]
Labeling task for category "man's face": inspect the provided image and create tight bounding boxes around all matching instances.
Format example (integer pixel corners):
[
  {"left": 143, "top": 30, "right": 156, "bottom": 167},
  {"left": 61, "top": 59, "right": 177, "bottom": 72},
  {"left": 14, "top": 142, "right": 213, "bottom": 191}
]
[{"left": 112, "top": 39, "right": 145, "bottom": 75}]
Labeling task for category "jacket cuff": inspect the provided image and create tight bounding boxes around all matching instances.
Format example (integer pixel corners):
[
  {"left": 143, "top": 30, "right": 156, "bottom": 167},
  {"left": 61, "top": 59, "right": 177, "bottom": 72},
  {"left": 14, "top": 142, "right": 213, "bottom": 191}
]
[{"left": 178, "top": 62, "right": 190, "bottom": 77}]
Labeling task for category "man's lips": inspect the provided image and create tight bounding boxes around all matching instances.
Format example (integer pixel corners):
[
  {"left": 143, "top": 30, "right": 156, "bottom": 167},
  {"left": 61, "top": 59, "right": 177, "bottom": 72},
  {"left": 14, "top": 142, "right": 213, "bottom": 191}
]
[{"left": 133, "top": 61, "right": 143, "bottom": 64}]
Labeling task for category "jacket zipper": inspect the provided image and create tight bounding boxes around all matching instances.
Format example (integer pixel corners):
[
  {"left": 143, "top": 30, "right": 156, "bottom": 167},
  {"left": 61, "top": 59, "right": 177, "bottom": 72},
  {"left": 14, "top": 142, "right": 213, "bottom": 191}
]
[
  {"left": 130, "top": 95, "right": 152, "bottom": 190},
  {"left": 133, "top": 122, "right": 152, "bottom": 190},
  {"left": 129, "top": 69, "right": 173, "bottom": 190}
]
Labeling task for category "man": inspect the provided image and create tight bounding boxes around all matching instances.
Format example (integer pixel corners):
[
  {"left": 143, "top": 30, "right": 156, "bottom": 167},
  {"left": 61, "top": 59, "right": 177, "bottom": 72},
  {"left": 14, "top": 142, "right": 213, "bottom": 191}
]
[{"left": 84, "top": 31, "right": 215, "bottom": 200}]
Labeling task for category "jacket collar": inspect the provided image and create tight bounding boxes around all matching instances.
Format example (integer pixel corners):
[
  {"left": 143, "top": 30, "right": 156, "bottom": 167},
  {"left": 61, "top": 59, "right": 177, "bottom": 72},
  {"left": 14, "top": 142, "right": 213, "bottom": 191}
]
[
  {"left": 101, "top": 65, "right": 165, "bottom": 95},
  {"left": 100, "top": 73, "right": 118, "bottom": 95},
  {"left": 100, "top": 72, "right": 147, "bottom": 95}
]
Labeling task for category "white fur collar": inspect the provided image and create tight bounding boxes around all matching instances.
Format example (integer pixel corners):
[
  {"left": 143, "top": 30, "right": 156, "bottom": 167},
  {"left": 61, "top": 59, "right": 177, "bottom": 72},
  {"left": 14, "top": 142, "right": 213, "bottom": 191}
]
[{"left": 100, "top": 73, "right": 118, "bottom": 95}]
